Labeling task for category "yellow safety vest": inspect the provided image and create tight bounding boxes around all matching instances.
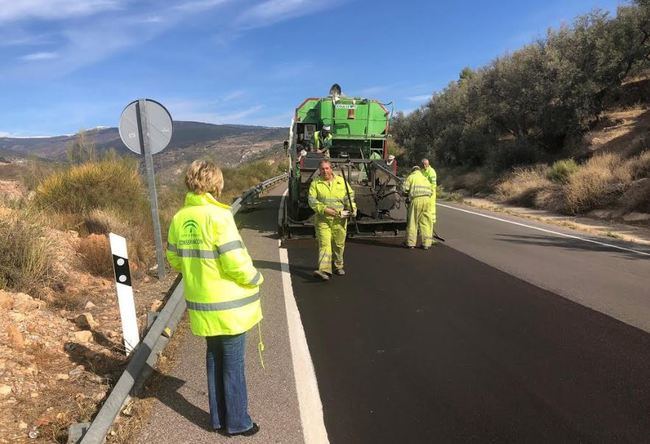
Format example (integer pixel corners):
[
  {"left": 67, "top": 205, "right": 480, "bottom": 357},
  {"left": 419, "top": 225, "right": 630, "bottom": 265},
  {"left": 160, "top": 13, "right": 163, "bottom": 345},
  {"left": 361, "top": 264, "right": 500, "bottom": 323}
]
[
  {"left": 166, "top": 192, "right": 263, "bottom": 337},
  {"left": 308, "top": 175, "right": 356, "bottom": 218},
  {"left": 313, "top": 131, "right": 333, "bottom": 150},
  {"left": 422, "top": 166, "right": 437, "bottom": 187},
  {"left": 404, "top": 170, "right": 433, "bottom": 199}
]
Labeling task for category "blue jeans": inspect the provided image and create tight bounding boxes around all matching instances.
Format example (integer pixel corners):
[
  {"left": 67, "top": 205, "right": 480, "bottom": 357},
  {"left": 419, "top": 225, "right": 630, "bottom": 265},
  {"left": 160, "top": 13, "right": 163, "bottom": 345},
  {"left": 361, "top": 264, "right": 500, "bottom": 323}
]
[{"left": 205, "top": 333, "right": 253, "bottom": 433}]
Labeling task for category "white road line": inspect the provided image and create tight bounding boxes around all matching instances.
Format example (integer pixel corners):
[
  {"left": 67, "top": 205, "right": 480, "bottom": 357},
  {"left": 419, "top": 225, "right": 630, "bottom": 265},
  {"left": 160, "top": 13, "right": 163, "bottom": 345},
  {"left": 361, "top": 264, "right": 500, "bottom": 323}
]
[
  {"left": 438, "top": 203, "right": 650, "bottom": 257},
  {"left": 278, "top": 190, "right": 330, "bottom": 444}
]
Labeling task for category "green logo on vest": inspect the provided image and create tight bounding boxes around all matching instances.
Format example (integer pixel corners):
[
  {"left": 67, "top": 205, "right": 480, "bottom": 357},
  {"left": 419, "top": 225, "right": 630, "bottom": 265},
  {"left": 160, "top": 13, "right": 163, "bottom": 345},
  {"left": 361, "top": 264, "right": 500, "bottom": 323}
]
[{"left": 182, "top": 220, "right": 199, "bottom": 235}]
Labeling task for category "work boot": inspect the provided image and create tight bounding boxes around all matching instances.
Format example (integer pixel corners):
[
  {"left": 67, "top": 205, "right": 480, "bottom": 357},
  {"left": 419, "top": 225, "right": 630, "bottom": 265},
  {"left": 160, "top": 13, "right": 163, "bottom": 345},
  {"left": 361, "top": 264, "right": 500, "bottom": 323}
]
[
  {"left": 422, "top": 245, "right": 431, "bottom": 250},
  {"left": 402, "top": 243, "right": 415, "bottom": 249},
  {"left": 313, "top": 270, "right": 330, "bottom": 281},
  {"left": 334, "top": 268, "right": 345, "bottom": 276},
  {"left": 227, "top": 423, "right": 260, "bottom": 437}
]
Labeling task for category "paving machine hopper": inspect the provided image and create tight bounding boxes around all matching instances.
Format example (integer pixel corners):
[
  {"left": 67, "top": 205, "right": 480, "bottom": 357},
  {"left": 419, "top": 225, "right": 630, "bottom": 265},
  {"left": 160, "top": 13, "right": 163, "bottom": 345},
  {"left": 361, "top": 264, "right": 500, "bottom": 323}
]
[{"left": 281, "top": 85, "right": 406, "bottom": 238}]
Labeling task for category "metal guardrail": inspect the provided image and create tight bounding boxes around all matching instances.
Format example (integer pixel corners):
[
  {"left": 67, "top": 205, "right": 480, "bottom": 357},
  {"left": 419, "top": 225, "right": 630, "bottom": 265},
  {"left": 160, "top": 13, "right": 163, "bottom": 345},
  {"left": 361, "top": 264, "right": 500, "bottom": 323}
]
[{"left": 70, "top": 172, "right": 289, "bottom": 444}]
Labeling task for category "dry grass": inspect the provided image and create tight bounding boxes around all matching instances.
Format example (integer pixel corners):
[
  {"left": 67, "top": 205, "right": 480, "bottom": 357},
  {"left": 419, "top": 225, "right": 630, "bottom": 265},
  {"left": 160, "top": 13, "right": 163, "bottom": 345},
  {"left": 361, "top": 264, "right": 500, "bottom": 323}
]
[
  {"left": 0, "top": 207, "right": 58, "bottom": 292},
  {"left": 34, "top": 158, "right": 146, "bottom": 215},
  {"left": 547, "top": 159, "right": 578, "bottom": 184},
  {"left": 84, "top": 208, "right": 131, "bottom": 236},
  {"left": 627, "top": 150, "right": 650, "bottom": 180},
  {"left": 77, "top": 234, "right": 113, "bottom": 277},
  {"left": 496, "top": 165, "right": 552, "bottom": 206},
  {"left": 563, "top": 153, "right": 632, "bottom": 214}
]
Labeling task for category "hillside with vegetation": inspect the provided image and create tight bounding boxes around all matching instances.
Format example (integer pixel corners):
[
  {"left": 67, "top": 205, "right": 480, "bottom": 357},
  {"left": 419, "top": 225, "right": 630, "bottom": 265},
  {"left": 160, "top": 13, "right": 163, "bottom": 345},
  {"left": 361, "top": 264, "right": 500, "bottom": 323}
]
[
  {"left": 392, "top": 0, "right": 650, "bottom": 222},
  {"left": 0, "top": 137, "right": 286, "bottom": 441}
]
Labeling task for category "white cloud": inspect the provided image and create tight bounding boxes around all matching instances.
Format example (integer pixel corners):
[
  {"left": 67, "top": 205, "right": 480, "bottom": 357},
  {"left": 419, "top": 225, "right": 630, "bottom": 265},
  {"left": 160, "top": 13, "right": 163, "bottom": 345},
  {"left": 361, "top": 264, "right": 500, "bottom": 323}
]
[
  {"left": 167, "top": 99, "right": 265, "bottom": 124},
  {"left": 0, "top": 0, "right": 123, "bottom": 23},
  {"left": 20, "top": 51, "right": 58, "bottom": 61},
  {"left": 222, "top": 90, "right": 246, "bottom": 102},
  {"left": 235, "top": 0, "right": 343, "bottom": 29},
  {"left": 172, "top": 0, "right": 230, "bottom": 12},
  {"left": 407, "top": 94, "right": 431, "bottom": 102}
]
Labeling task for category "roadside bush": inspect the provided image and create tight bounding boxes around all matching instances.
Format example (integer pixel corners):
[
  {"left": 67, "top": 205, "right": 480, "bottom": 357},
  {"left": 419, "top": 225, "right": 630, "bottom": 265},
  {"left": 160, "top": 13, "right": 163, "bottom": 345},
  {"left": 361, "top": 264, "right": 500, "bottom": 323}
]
[
  {"left": 547, "top": 159, "right": 579, "bottom": 183},
  {"left": 618, "top": 178, "right": 650, "bottom": 213},
  {"left": 627, "top": 150, "right": 650, "bottom": 179},
  {"left": 495, "top": 165, "right": 551, "bottom": 206},
  {"left": 83, "top": 208, "right": 130, "bottom": 236},
  {"left": 222, "top": 160, "right": 285, "bottom": 202},
  {"left": 0, "top": 209, "right": 56, "bottom": 292},
  {"left": 563, "top": 153, "right": 632, "bottom": 214},
  {"left": 34, "top": 158, "right": 146, "bottom": 215},
  {"left": 77, "top": 234, "right": 113, "bottom": 277}
]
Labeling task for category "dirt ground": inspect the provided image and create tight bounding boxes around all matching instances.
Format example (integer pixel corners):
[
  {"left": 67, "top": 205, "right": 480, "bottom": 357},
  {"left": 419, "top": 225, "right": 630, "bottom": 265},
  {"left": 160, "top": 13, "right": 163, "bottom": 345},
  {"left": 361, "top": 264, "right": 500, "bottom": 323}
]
[{"left": 0, "top": 222, "right": 177, "bottom": 443}]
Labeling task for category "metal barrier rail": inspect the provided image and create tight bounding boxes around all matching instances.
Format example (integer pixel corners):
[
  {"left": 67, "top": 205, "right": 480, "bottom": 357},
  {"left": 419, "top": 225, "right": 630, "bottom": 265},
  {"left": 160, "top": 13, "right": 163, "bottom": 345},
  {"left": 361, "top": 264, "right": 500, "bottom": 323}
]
[{"left": 71, "top": 172, "right": 288, "bottom": 444}]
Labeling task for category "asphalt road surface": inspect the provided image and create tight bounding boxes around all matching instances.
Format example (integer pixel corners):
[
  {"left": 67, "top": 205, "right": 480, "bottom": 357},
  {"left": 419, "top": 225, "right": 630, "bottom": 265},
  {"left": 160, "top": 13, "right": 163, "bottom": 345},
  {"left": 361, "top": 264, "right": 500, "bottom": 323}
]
[
  {"left": 286, "top": 203, "right": 650, "bottom": 443},
  {"left": 137, "top": 191, "right": 650, "bottom": 444}
]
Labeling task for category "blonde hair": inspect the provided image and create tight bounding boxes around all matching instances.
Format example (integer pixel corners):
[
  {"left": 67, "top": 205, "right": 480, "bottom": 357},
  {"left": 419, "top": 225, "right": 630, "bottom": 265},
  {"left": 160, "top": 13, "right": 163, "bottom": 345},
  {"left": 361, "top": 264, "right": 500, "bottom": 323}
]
[{"left": 184, "top": 160, "right": 224, "bottom": 196}]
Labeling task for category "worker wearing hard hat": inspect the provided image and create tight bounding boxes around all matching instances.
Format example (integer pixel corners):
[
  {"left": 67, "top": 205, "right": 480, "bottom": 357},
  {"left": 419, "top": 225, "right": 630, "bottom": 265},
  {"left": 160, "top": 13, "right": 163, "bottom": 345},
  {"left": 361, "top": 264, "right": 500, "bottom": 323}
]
[
  {"left": 421, "top": 158, "right": 437, "bottom": 243},
  {"left": 308, "top": 159, "right": 357, "bottom": 280},
  {"left": 312, "top": 125, "right": 333, "bottom": 157},
  {"left": 403, "top": 166, "right": 433, "bottom": 249}
]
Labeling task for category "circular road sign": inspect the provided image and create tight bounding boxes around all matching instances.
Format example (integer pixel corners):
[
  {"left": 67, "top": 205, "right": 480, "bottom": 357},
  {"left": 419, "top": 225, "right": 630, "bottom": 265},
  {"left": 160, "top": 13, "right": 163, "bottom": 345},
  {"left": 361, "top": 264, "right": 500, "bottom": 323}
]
[{"left": 119, "top": 99, "right": 173, "bottom": 155}]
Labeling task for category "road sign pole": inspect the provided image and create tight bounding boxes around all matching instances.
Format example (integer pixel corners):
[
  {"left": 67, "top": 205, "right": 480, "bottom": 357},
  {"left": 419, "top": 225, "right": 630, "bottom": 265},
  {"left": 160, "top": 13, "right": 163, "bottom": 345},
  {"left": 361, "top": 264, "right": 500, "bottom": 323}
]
[{"left": 136, "top": 99, "right": 166, "bottom": 280}]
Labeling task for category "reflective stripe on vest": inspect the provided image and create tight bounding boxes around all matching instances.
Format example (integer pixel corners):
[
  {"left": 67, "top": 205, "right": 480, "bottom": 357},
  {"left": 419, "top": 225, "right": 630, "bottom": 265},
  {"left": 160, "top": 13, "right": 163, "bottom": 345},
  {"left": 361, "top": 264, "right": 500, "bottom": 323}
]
[
  {"left": 167, "top": 240, "right": 245, "bottom": 260},
  {"left": 410, "top": 185, "right": 432, "bottom": 198},
  {"left": 187, "top": 292, "right": 260, "bottom": 311}
]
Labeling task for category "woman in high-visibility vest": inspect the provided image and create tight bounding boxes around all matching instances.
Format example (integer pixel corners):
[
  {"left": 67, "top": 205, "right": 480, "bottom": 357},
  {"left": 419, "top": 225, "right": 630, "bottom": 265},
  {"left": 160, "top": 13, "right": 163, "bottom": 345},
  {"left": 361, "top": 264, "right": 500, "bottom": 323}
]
[{"left": 167, "top": 160, "right": 262, "bottom": 437}]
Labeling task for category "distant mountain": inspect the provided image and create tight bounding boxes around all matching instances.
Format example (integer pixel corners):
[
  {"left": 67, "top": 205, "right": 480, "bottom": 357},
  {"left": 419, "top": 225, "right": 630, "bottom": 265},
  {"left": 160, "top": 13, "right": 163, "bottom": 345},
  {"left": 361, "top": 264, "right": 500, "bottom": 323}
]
[{"left": 0, "top": 121, "right": 288, "bottom": 165}]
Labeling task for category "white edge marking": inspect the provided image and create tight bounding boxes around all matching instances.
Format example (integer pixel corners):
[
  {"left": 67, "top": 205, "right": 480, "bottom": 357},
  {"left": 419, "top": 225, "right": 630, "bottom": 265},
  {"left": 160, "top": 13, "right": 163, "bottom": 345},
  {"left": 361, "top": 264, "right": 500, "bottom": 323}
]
[
  {"left": 438, "top": 203, "right": 650, "bottom": 257},
  {"left": 278, "top": 189, "right": 330, "bottom": 444}
]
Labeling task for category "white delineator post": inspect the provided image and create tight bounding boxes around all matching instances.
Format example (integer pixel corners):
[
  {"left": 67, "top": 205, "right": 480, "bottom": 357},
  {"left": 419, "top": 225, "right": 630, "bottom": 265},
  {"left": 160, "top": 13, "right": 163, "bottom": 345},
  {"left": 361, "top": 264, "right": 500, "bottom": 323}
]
[{"left": 109, "top": 233, "right": 140, "bottom": 355}]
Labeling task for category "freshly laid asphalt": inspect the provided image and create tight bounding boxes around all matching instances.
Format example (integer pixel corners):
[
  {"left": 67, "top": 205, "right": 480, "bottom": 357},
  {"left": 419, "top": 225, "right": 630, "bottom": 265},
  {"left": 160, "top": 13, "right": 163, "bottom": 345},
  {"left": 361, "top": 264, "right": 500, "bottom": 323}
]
[
  {"left": 286, "top": 204, "right": 650, "bottom": 443},
  {"left": 137, "top": 189, "right": 650, "bottom": 444}
]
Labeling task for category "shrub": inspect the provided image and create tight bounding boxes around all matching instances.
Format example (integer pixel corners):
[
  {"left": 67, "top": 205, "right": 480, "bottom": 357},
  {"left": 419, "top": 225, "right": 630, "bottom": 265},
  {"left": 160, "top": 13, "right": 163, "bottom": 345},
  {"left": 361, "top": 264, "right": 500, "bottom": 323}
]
[
  {"left": 563, "top": 153, "right": 632, "bottom": 214},
  {"left": 547, "top": 159, "right": 579, "bottom": 183},
  {"left": 627, "top": 150, "right": 650, "bottom": 180},
  {"left": 77, "top": 234, "right": 113, "bottom": 277},
  {"left": 618, "top": 178, "right": 650, "bottom": 213},
  {"left": 83, "top": 208, "right": 130, "bottom": 236},
  {"left": 34, "top": 158, "right": 147, "bottom": 215},
  {"left": 495, "top": 165, "right": 552, "bottom": 206},
  {"left": 221, "top": 160, "right": 285, "bottom": 202},
  {"left": 0, "top": 209, "right": 57, "bottom": 292}
]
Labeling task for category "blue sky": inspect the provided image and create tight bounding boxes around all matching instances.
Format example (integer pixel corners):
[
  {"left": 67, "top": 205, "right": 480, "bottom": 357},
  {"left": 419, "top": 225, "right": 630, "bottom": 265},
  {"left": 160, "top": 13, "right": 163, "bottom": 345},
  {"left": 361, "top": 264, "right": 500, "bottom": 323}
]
[{"left": 0, "top": 0, "right": 626, "bottom": 137}]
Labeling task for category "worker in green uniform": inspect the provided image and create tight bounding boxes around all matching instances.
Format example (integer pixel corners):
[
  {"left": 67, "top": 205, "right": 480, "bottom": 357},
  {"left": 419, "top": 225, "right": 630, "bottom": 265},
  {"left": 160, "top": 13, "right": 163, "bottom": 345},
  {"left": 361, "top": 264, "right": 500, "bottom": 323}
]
[
  {"left": 312, "top": 125, "right": 333, "bottom": 157},
  {"left": 308, "top": 159, "right": 357, "bottom": 280},
  {"left": 421, "top": 158, "right": 437, "bottom": 244},
  {"left": 403, "top": 166, "right": 433, "bottom": 249}
]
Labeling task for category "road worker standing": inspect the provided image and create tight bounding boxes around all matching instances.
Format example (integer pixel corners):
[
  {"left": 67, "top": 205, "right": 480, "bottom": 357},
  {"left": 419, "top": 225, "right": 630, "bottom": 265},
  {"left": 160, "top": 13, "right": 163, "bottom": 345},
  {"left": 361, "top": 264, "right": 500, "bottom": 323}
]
[
  {"left": 421, "top": 158, "right": 437, "bottom": 244},
  {"left": 308, "top": 159, "right": 357, "bottom": 280},
  {"left": 403, "top": 166, "right": 433, "bottom": 249},
  {"left": 166, "top": 160, "right": 262, "bottom": 437},
  {"left": 312, "top": 125, "right": 333, "bottom": 157}
]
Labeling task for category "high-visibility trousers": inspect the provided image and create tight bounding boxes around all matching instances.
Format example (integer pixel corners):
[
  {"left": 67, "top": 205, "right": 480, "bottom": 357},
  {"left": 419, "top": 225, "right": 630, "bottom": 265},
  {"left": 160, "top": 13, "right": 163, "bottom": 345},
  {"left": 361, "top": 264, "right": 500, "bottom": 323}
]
[
  {"left": 429, "top": 191, "right": 437, "bottom": 239},
  {"left": 315, "top": 216, "right": 348, "bottom": 273},
  {"left": 406, "top": 196, "right": 433, "bottom": 247}
]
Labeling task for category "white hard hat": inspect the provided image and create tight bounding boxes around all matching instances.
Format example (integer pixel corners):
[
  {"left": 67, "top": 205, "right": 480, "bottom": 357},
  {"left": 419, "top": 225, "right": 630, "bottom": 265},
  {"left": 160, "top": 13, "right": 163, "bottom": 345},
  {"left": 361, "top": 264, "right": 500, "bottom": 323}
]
[
  {"left": 300, "top": 149, "right": 307, "bottom": 156},
  {"left": 388, "top": 154, "right": 395, "bottom": 160},
  {"left": 322, "top": 125, "right": 331, "bottom": 131}
]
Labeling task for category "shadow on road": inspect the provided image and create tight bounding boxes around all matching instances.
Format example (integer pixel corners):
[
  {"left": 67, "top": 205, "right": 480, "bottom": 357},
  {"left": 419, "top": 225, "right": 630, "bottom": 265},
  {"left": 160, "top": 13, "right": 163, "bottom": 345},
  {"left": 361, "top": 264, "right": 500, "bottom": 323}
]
[
  {"left": 139, "top": 370, "right": 213, "bottom": 432},
  {"left": 495, "top": 233, "right": 650, "bottom": 260}
]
